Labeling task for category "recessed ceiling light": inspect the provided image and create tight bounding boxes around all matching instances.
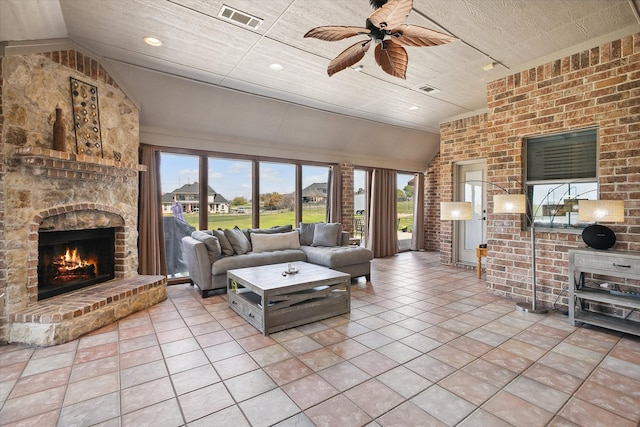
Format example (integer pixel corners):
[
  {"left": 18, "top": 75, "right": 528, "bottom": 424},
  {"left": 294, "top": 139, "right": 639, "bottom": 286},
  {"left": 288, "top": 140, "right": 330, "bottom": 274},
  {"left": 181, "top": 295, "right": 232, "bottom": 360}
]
[
  {"left": 269, "top": 63, "right": 284, "bottom": 71},
  {"left": 409, "top": 106, "right": 419, "bottom": 111},
  {"left": 143, "top": 36, "right": 163, "bottom": 47}
]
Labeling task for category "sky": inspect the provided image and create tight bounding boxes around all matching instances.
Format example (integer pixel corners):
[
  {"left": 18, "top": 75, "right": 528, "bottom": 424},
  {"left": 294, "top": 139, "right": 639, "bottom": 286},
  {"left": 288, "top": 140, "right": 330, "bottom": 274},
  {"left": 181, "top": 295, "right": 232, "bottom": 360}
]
[
  {"left": 160, "top": 153, "right": 328, "bottom": 200},
  {"left": 160, "top": 153, "right": 415, "bottom": 201}
]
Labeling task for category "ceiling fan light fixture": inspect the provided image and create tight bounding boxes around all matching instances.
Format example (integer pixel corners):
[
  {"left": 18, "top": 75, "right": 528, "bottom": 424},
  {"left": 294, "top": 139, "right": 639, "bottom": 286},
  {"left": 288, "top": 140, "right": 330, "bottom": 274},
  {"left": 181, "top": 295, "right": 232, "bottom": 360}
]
[
  {"left": 143, "top": 36, "right": 163, "bottom": 47},
  {"left": 352, "top": 65, "right": 364, "bottom": 72}
]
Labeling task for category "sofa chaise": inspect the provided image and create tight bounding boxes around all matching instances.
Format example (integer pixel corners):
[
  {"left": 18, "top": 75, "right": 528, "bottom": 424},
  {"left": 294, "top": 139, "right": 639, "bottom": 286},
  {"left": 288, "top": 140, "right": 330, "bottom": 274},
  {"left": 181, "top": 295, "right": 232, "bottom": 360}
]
[{"left": 181, "top": 223, "right": 373, "bottom": 297}]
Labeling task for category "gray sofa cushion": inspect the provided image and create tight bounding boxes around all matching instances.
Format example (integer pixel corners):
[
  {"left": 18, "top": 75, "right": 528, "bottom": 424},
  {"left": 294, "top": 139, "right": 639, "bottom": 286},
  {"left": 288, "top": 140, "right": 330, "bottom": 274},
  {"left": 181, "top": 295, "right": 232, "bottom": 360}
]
[
  {"left": 251, "top": 230, "right": 300, "bottom": 252},
  {"left": 301, "top": 245, "right": 373, "bottom": 269},
  {"left": 191, "top": 230, "right": 221, "bottom": 263},
  {"left": 212, "top": 249, "right": 306, "bottom": 275},
  {"left": 312, "top": 223, "right": 342, "bottom": 247},
  {"left": 249, "top": 224, "right": 293, "bottom": 236},
  {"left": 212, "top": 229, "right": 235, "bottom": 256},
  {"left": 299, "top": 222, "right": 318, "bottom": 246},
  {"left": 224, "top": 227, "right": 252, "bottom": 255}
]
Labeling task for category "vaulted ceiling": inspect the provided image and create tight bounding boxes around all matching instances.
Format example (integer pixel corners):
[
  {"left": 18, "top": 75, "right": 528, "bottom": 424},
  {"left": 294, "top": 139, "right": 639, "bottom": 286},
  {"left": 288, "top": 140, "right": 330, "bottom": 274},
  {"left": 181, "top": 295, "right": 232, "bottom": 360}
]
[{"left": 2, "top": 0, "right": 639, "bottom": 170}]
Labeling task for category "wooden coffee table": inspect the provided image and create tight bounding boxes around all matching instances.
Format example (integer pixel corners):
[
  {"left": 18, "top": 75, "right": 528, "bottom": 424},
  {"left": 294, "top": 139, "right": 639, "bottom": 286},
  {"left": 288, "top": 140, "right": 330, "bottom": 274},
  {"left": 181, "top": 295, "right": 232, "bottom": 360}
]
[{"left": 227, "top": 261, "right": 351, "bottom": 335}]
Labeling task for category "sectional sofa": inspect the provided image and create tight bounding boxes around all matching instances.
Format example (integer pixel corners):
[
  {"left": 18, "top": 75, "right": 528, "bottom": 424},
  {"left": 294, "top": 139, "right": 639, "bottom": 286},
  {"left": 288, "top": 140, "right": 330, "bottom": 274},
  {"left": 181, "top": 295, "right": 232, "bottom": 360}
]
[{"left": 181, "top": 223, "right": 373, "bottom": 297}]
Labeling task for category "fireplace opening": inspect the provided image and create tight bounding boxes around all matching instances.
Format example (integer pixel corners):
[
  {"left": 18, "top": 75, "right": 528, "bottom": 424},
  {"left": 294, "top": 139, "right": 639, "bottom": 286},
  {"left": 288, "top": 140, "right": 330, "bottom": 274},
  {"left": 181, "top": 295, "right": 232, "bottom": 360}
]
[{"left": 38, "top": 228, "right": 116, "bottom": 300}]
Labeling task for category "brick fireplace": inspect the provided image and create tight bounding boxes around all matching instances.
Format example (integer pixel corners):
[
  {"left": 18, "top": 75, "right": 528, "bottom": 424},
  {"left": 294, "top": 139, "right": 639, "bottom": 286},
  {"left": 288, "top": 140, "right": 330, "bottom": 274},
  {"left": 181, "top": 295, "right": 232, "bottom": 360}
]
[{"left": 1, "top": 49, "right": 166, "bottom": 345}]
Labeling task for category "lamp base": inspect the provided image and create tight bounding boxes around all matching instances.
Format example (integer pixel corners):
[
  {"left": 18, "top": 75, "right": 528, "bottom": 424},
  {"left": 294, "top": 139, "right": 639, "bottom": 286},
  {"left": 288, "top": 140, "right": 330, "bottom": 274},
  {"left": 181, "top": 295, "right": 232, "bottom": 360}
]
[{"left": 515, "top": 302, "right": 548, "bottom": 314}]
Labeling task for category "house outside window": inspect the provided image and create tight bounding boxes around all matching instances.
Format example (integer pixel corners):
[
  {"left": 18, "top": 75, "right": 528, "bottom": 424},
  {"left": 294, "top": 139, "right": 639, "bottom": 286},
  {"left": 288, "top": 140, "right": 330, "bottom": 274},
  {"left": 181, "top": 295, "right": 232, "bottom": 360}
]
[{"left": 525, "top": 128, "right": 598, "bottom": 230}]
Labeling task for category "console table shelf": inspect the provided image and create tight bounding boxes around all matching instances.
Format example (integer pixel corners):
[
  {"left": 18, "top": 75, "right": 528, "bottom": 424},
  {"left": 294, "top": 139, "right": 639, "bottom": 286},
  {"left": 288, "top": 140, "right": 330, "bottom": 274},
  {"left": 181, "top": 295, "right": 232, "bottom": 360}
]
[{"left": 569, "top": 248, "right": 640, "bottom": 336}]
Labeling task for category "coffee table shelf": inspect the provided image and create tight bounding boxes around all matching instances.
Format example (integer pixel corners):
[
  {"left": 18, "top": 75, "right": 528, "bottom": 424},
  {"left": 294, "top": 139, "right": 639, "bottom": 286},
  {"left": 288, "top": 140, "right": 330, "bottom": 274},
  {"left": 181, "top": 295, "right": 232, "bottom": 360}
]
[{"left": 227, "top": 262, "right": 350, "bottom": 335}]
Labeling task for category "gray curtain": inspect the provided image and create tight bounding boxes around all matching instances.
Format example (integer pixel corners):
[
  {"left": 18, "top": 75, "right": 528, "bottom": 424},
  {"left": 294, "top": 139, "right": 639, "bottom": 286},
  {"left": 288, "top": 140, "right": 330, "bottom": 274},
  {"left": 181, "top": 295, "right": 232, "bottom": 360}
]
[
  {"left": 367, "top": 168, "right": 397, "bottom": 258},
  {"left": 326, "top": 164, "right": 342, "bottom": 224},
  {"left": 411, "top": 172, "right": 425, "bottom": 251},
  {"left": 138, "top": 146, "right": 167, "bottom": 276}
]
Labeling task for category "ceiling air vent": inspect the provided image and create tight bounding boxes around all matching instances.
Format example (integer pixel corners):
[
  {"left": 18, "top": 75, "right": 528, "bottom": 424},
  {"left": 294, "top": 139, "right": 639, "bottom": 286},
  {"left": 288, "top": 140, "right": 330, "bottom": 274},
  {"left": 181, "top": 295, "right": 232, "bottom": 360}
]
[
  {"left": 418, "top": 84, "right": 441, "bottom": 94},
  {"left": 219, "top": 5, "right": 263, "bottom": 30}
]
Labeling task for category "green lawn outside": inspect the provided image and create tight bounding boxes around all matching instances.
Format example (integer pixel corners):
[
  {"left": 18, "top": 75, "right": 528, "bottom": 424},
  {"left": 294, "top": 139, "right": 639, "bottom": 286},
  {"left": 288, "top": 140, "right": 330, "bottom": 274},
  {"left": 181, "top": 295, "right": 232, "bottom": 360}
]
[
  {"left": 178, "top": 208, "right": 327, "bottom": 230},
  {"left": 174, "top": 200, "right": 414, "bottom": 232}
]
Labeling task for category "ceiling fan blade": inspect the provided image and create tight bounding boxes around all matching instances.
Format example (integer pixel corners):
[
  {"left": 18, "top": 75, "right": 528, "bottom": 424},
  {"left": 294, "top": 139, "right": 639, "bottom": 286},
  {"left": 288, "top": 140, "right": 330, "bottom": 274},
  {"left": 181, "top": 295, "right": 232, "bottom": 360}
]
[
  {"left": 368, "top": 0, "right": 412, "bottom": 30},
  {"left": 327, "top": 40, "right": 371, "bottom": 76},
  {"left": 304, "top": 26, "right": 370, "bottom": 41},
  {"left": 374, "top": 41, "right": 407, "bottom": 79},
  {"left": 390, "top": 25, "right": 458, "bottom": 47}
]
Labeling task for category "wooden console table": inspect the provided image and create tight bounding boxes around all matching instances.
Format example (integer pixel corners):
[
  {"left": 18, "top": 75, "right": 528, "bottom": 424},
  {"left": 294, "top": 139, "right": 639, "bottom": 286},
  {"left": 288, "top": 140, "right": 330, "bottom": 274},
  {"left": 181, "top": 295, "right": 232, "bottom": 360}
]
[{"left": 569, "top": 248, "right": 640, "bottom": 336}]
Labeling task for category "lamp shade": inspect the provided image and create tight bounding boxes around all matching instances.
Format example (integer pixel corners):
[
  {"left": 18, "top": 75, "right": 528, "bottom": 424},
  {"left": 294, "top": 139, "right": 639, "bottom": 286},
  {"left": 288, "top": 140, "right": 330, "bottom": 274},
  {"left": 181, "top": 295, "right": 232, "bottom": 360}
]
[
  {"left": 440, "top": 202, "right": 472, "bottom": 220},
  {"left": 563, "top": 199, "right": 581, "bottom": 213},
  {"left": 578, "top": 200, "right": 625, "bottom": 222},
  {"left": 493, "top": 194, "right": 526, "bottom": 214}
]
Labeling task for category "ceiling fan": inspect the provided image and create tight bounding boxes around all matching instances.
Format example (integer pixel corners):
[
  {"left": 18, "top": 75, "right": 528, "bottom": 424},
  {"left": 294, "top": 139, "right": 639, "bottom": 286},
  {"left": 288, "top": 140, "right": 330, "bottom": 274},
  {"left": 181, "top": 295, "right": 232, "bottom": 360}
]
[{"left": 304, "top": 0, "right": 458, "bottom": 79}]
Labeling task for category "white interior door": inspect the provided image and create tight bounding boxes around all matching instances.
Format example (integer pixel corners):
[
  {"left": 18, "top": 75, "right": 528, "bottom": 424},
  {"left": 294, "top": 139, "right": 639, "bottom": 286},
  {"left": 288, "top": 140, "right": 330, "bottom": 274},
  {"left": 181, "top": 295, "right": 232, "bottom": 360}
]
[{"left": 456, "top": 162, "right": 487, "bottom": 265}]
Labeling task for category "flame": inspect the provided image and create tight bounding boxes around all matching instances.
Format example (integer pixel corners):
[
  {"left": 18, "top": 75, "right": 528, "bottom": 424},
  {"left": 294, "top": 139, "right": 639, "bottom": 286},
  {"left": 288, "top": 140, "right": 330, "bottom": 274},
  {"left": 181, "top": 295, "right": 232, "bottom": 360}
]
[{"left": 54, "top": 247, "right": 97, "bottom": 275}]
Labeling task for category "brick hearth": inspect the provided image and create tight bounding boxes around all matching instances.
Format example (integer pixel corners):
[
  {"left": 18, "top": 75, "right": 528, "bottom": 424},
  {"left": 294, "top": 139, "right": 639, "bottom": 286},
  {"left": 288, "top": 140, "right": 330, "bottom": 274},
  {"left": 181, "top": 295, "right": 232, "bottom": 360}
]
[{"left": 10, "top": 275, "right": 166, "bottom": 346}]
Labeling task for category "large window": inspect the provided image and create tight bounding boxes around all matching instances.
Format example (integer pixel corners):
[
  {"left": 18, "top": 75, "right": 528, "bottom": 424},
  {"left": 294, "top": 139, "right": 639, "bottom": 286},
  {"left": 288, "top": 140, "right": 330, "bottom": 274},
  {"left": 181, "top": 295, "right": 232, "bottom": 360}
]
[
  {"left": 525, "top": 128, "right": 598, "bottom": 229},
  {"left": 208, "top": 157, "right": 252, "bottom": 229},
  {"left": 302, "top": 165, "right": 329, "bottom": 223},
  {"left": 353, "top": 169, "right": 367, "bottom": 244},
  {"left": 397, "top": 173, "right": 414, "bottom": 251},
  {"left": 259, "top": 162, "right": 296, "bottom": 228},
  {"left": 156, "top": 148, "right": 333, "bottom": 279},
  {"left": 160, "top": 153, "right": 199, "bottom": 278}
]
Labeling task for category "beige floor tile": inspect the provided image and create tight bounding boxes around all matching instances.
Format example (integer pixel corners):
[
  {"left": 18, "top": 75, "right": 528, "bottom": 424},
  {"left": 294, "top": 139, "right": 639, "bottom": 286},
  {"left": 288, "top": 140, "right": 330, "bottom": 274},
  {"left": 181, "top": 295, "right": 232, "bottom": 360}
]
[
  {"left": 377, "top": 401, "right": 445, "bottom": 426},
  {"left": 263, "top": 357, "right": 313, "bottom": 386},
  {"left": 304, "top": 394, "right": 371, "bottom": 427},
  {"left": 2, "top": 252, "right": 640, "bottom": 426},
  {"left": 297, "top": 347, "right": 344, "bottom": 371},
  {"left": 170, "top": 364, "right": 221, "bottom": 395},
  {"left": 557, "top": 397, "right": 638, "bottom": 427},
  {"left": 282, "top": 373, "right": 338, "bottom": 409},
  {"left": 439, "top": 370, "right": 499, "bottom": 406},
  {"left": 411, "top": 385, "right": 477, "bottom": 425},
  {"left": 224, "top": 369, "right": 277, "bottom": 402},
  {"left": 318, "top": 360, "right": 371, "bottom": 391},
  {"left": 483, "top": 390, "right": 554, "bottom": 426}
]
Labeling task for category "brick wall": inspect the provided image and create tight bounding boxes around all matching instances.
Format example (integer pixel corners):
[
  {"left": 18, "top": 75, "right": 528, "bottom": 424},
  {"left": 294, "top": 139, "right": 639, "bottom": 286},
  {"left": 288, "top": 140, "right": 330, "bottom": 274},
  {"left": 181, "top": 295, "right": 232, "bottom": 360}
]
[
  {"left": 439, "top": 33, "right": 640, "bottom": 309},
  {"left": 424, "top": 152, "right": 441, "bottom": 251},
  {"left": 340, "top": 162, "right": 355, "bottom": 233},
  {"left": 437, "top": 114, "right": 490, "bottom": 263}
]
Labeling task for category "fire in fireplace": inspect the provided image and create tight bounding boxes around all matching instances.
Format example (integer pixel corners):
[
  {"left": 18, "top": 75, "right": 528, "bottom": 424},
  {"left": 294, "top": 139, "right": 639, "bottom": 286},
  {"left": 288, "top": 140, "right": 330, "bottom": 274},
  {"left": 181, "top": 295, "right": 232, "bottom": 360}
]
[{"left": 38, "top": 228, "right": 116, "bottom": 300}]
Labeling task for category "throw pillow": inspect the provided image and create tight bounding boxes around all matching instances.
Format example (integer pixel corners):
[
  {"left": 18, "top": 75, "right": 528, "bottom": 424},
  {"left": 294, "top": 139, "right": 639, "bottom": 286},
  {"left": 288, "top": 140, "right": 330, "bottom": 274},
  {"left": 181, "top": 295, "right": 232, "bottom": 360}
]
[
  {"left": 299, "top": 222, "right": 318, "bottom": 246},
  {"left": 251, "top": 230, "right": 301, "bottom": 252},
  {"left": 212, "top": 229, "right": 234, "bottom": 256},
  {"left": 312, "top": 223, "right": 342, "bottom": 247},
  {"left": 249, "top": 224, "right": 294, "bottom": 235},
  {"left": 224, "top": 227, "right": 252, "bottom": 255},
  {"left": 191, "top": 230, "right": 222, "bottom": 263}
]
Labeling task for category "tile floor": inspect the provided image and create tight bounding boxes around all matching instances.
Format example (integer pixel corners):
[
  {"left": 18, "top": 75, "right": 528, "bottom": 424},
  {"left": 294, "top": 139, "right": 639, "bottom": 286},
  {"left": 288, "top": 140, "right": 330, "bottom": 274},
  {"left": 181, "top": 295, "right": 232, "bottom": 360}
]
[{"left": 1, "top": 251, "right": 639, "bottom": 427}]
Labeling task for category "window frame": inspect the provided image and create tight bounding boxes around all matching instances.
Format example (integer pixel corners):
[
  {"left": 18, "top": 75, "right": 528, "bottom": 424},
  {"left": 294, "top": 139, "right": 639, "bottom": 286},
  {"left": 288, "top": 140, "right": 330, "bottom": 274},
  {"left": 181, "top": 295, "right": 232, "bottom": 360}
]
[{"left": 524, "top": 127, "right": 599, "bottom": 232}]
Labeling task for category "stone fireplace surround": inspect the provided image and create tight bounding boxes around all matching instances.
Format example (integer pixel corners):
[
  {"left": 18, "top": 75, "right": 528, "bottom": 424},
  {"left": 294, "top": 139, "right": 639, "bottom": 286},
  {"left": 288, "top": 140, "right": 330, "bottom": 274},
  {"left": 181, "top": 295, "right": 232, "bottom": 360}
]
[
  {"left": 2, "top": 50, "right": 167, "bottom": 346},
  {"left": 6, "top": 148, "right": 166, "bottom": 346}
]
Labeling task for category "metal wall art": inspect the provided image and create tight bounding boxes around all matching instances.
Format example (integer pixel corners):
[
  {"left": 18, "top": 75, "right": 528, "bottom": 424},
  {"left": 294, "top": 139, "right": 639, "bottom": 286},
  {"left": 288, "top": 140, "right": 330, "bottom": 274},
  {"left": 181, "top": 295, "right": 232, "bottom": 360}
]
[{"left": 70, "top": 77, "right": 103, "bottom": 157}]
